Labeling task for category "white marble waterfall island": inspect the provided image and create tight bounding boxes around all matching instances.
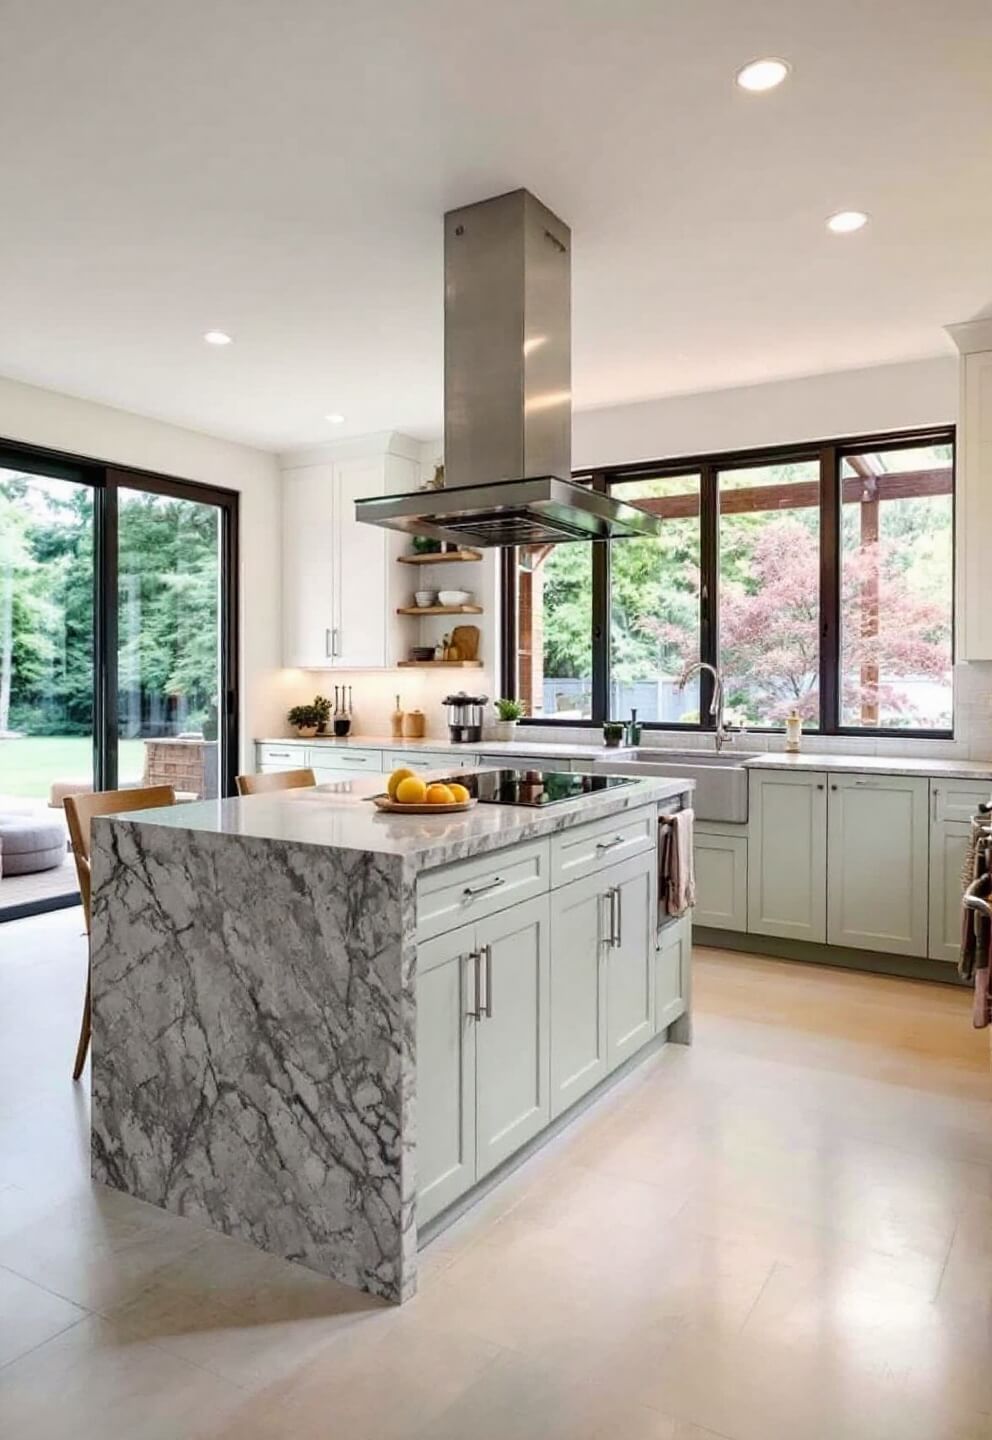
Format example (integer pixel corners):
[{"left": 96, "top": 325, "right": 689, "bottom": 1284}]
[{"left": 88, "top": 769, "right": 694, "bottom": 1303}]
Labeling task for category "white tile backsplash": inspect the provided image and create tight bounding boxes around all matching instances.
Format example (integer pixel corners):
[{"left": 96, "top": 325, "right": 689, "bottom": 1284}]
[{"left": 516, "top": 661, "right": 992, "bottom": 764}]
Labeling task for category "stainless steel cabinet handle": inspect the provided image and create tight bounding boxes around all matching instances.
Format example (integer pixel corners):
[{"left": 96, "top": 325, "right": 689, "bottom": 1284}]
[
  {"left": 467, "top": 951, "right": 483, "bottom": 1020},
  {"left": 482, "top": 943, "right": 493, "bottom": 1018},
  {"left": 615, "top": 884, "right": 623, "bottom": 948},
  {"left": 325, "top": 628, "right": 333, "bottom": 658},
  {"left": 333, "top": 627, "right": 341, "bottom": 657},
  {"left": 852, "top": 779, "right": 878, "bottom": 787},
  {"left": 595, "top": 834, "right": 626, "bottom": 852},
  {"left": 607, "top": 885, "right": 620, "bottom": 947},
  {"left": 932, "top": 787, "right": 939, "bottom": 821},
  {"left": 463, "top": 876, "right": 505, "bottom": 899}
]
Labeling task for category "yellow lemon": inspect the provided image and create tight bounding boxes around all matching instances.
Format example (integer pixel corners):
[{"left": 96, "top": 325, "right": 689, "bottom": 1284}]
[
  {"left": 448, "top": 782, "right": 470, "bottom": 804},
  {"left": 387, "top": 766, "right": 415, "bottom": 800},
  {"left": 424, "top": 783, "right": 455, "bottom": 806},
  {"left": 395, "top": 775, "right": 428, "bottom": 805}
]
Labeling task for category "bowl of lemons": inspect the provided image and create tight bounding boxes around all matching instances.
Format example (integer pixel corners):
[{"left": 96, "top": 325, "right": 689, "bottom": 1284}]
[{"left": 373, "top": 768, "right": 476, "bottom": 813}]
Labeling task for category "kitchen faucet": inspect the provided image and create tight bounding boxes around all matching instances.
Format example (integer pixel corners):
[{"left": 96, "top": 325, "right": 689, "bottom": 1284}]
[{"left": 677, "top": 661, "right": 739, "bottom": 752}]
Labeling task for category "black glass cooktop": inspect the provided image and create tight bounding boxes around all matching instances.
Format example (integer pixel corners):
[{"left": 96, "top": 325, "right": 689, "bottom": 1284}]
[{"left": 447, "top": 768, "right": 637, "bottom": 808}]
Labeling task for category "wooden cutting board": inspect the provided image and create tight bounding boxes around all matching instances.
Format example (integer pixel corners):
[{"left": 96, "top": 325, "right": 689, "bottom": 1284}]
[{"left": 450, "top": 624, "right": 480, "bottom": 661}]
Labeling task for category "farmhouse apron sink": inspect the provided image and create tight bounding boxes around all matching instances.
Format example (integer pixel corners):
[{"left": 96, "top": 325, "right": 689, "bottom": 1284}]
[{"left": 591, "top": 750, "right": 757, "bottom": 823}]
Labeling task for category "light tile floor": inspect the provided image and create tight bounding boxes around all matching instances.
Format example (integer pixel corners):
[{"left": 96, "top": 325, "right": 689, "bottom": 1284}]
[{"left": 0, "top": 907, "right": 989, "bottom": 1440}]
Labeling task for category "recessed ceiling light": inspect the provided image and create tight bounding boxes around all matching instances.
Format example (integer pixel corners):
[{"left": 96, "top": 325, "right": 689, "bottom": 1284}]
[
  {"left": 203, "top": 330, "right": 233, "bottom": 345},
  {"left": 325, "top": 413, "right": 345, "bottom": 425},
  {"left": 735, "top": 57, "right": 790, "bottom": 92},
  {"left": 826, "top": 210, "right": 869, "bottom": 234}
]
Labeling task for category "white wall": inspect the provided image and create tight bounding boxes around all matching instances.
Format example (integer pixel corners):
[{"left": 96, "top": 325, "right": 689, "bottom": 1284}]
[
  {"left": 0, "top": 375, "right": 283, "bottom": 767},
  {"left": 572, "top": 356, "right": 958, "bottom": 469}
]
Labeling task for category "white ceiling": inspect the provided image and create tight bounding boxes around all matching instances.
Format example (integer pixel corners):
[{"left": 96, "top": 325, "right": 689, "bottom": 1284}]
[{"left": 1, "top": 0, "right": 991, "bottom": 451}]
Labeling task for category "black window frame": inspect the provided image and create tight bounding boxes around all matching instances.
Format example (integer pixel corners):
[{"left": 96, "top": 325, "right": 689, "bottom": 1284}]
[
  {"left": 0, "top": 435, "right": 241, "bottom": 800},
  {"left": 500, "top": 424, "right": 955, "bottom": 738}
]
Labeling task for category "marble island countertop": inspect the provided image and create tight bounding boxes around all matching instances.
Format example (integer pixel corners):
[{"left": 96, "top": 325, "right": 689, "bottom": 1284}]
[{"left": 103, "top": 769, "right": 693, "bottom": 873}]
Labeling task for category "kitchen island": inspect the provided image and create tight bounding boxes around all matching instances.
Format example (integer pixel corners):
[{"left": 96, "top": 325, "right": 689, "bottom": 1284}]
[{"left": 89, "top": 768, "right": 693, "bottom": 1302}]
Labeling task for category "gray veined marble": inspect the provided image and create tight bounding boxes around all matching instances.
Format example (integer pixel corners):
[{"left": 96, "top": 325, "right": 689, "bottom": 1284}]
[
  {"left": 89, "top": 819, "right": 418, "bottom": 1301},
  {"left": 88, "top": 768, "right": 690, "bottom": 1303}
]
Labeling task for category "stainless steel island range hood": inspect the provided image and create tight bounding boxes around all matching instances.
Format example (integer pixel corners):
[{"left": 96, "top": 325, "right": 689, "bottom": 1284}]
[{"left": 354, "top": 189, "right": 660, "bottom": 547}]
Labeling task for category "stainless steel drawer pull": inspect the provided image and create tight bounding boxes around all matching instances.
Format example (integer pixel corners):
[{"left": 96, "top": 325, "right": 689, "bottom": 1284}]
[
  {"left": 607, "top": 885, "right": 620, "bottom": 947},
  {"left": 595, "top": 834, "right": 626, "bottom": 852},
  {"left": 615, "top": 884, "right": 623, "bottom": 947},
  {"left": 463, "top": 876, "right": 505, "bottom": 899}
]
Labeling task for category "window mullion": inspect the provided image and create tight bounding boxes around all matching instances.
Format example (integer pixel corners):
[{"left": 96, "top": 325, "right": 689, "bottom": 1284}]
[
  {"left": 699, "top": 463, "right": 718, "bottom": 728},
  {"left": 819, "top": 445, "right": 840, "bottom": 734}
]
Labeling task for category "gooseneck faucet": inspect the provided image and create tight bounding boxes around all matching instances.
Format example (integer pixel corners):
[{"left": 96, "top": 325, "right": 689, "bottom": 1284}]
[{"left": 677, "top": 661, "right": 736, "bottom": 752}]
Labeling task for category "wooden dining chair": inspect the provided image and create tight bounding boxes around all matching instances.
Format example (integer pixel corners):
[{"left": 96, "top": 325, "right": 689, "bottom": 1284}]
[
  {"left": 236, "top": 768, "right": 316, "bottom": 796},
  {"left": 64, "top": 785, "right": 177, "bottom": 1081}
]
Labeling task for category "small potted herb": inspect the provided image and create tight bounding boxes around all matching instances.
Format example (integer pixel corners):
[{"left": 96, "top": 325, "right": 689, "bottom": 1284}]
[
  {"left": 493, "top": 697, "right": 524, "bottom": 742},
  {"left": 313, "top": 694, "right": 332, "bottom": 734},
  {"left": 602, "top": 720, "right": 625, "bottom": 748},
  {"left": 287, "top": 702, "right": 322, "bottom": 738}
]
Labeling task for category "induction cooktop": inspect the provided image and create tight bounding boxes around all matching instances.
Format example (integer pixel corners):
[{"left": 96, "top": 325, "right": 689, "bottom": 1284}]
[{"left": 447, "top": 768, "right": 638, "bottom": 808}]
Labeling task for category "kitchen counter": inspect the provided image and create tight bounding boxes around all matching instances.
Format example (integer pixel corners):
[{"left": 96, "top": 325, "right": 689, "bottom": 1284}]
[
  {"left": 88, "top": 768, "right": 692, "bottom": 1306},
  {"left": 744, "top": 752, "right": 992, "bottom": 781},
  {"left": 256, "top": 733, "right": 623, "bottom": 761}
]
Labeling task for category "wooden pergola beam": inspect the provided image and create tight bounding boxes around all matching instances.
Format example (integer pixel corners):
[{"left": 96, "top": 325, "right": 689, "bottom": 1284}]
[{"left": 628, "top": 468, "right": 952, "bottom": 521}]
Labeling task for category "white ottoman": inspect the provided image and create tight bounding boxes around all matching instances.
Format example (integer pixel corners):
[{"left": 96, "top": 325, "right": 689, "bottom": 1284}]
[{"left": 0, "top": 813, "right": 67, "bottom": 876}]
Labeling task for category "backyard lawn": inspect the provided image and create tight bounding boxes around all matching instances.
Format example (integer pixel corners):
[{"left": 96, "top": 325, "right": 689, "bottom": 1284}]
[{"left": 0, "top": 736, "right": 146, "bottom": 799}]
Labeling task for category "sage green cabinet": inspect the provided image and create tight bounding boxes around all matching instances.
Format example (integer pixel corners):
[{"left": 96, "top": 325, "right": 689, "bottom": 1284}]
[
  {"left": 693, "top": 824, "right": 748, "bottom": 931},
  {"left": 747, "top": 771, "right": 827, "bottom": 943},
  {"left": 549, "top": 876, "right": 609, "bottom": 1118},
  {"left": 928, "top": 819, "right": 971, "bottom": 964},
  {"left": 605, "top": 849, "right": 657, "bottom": 1070},
  {"left": 826, "top": 774, "right": 929, "bottom": 956}
]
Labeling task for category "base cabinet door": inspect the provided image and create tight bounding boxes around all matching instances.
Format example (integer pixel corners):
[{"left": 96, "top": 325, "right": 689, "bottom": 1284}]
[
  {"left": 826, "top": 774, "right": 929, "bottom": 956},
  {"left": 605, "top": 849, "right": 656, "bottom": 1072},
  {"left": 748, "top": 771, "right": 827, "bottom": 943},
  {"left": 475, "top": 895, "right": 551, "bottom": 1180},
  {"left": 416, "top": 925, "right": 477, "bottom": 1226},
  {"left": 549, "top": 877, "right": 609, "bottom": 1118},
  {"left": 929, "top": 820, "right": 971, "bottom": 963},
  {"left": 656, "top": 914, "right": 689, "bottom": 1031},
  {"left": 693, "top": 828, "right": 747, "bottom": 931}
]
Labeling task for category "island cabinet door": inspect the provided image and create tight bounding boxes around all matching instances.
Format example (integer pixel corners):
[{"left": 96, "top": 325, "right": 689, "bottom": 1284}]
[
  {"left": 415, "top": 924, "right": 478, "bottom": 1227},
  {"left": 929, "top": 819, "right": 972, "bottom": 964},
  {"left": 474, "top": 894, "right": 551, "bottom": 1180},
  {"left": 605, "top": 848, "right": 656, "bottom": 1073},
  {"left": 549, "top": 875, "right": 609, "bottom": 1119},
  {"left": 656, "top": 914, "right": 689, "bottom": 1032},
  {"left": 826, "top": 774, "right": 929, "bottom": 956},
  {"left": 748, "top": 771, "right": 827, "bottom": 943}
]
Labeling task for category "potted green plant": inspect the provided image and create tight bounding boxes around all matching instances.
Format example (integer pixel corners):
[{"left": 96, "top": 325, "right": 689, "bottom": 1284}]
[
  {"left": 287, "top": 702, "right": 322, "bottom": 738},
  {"left": 313, "top": 694, "right": 332, "bottom": 734},
  {"left": 493, "top": 697, "right": 524, "bottom": 742},
  {"left": 602, "top": 720, "right": 625, "bottom": 748}
]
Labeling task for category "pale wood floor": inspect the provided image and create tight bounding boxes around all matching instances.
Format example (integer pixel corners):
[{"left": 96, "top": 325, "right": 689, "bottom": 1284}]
[{"left": 0, "top": 909, "right": 989, "bottom": 1440}]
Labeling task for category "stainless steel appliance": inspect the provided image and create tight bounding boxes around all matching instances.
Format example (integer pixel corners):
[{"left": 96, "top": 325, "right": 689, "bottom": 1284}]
[
  {"left": 354, "top": 190, "right": 661, "bottom": 548},
  {"left": 443, "top": 691, "right": 488, "bottom": 743},
  {"left": 446, "top": 768, "right": 638, "bottom": 807}
]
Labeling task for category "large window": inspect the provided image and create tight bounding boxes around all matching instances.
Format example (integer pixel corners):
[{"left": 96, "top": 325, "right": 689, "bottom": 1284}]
[{"left": 501, "top": 427, "right": 954, "bottom": 736}]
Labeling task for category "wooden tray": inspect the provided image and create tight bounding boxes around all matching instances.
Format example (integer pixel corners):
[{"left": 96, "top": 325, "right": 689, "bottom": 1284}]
[{"left": 371, "top": 795, "right": 477, "bottom": 815}]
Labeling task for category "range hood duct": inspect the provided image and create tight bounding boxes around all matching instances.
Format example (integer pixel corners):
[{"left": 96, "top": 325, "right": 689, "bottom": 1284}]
[{"left": 354, "top": 188, "right": 661, "bottom": 547}]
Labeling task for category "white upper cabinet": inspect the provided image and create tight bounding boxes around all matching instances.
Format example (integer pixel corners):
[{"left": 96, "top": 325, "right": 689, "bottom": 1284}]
[
  {"left": 281, "top": 438, "right": 419, "bottom": 669},
  {"left": 826, "top": 774, "right": 929, "bottom": 956},
  {"left": 748, "top": 770, "right": 827, "bottom": 943},
  {"left": 948, "top": 321, "right": 992, "bottom": 660}
]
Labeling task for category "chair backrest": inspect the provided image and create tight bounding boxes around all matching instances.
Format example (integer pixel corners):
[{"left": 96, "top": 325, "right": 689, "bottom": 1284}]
[
  {"left": 236, "top": 768, "right": 316, "bottom": 797},
  {"left": 64, "top": 785, "right": 177, "bottom": 930}
]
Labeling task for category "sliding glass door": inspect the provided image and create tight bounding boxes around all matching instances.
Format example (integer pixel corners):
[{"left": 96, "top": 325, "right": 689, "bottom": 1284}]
[
  {"left": 0, "top": 448, "right": 238, "bottom": 920},
  {"left": 117, "top": 486, "right": 224, "bottom": 800}
]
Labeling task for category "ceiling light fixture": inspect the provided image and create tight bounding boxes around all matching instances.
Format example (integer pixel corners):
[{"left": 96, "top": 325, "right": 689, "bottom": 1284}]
[
  {"left": 203, "top": 330, "right": 233, "bottom": 345},
  {"left": 324, "top": 413, "right": 345, "bottom": 424},
  {"left": 735, "top": 57, "right": 790, "bottom": 92},
  {"left": 826, "top": 210, "right": 869, "bottom": 234}
]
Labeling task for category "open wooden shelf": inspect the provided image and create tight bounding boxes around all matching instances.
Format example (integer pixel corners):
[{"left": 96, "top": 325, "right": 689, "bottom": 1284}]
[
  {"left": 396, "top": 604, "right": 483, "bottom": 616},
  {"left": 397, "top": 549, "right": 482, "bottom": 565},
  {"left": 397, "top": 659, "right": 484, "bottom": 668}
]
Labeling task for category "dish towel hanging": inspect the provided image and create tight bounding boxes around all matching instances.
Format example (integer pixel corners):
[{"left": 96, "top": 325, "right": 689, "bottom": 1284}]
[{"left": 660, "top": 809, "right": 695, "bottom": 918}]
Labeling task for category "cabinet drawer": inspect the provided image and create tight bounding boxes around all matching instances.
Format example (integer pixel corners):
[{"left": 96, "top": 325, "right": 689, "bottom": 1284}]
[
  {"left": 417, "top": 839, "right": 550, "bottom": 942},
  {"left": 932, "top": 779, "right": 991, "bottom": 824},
  {"left": 257, "top": 742, "right": 309, "bottom": 770},
  {"left": 550, "top": 805, "right": 656, "bottom": 888},
  {"left": 382, "top": 750, "right": 479, "bottom": 773},
  {"left": 307, "top": 747, "right": 383, "bottom": 771}
]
